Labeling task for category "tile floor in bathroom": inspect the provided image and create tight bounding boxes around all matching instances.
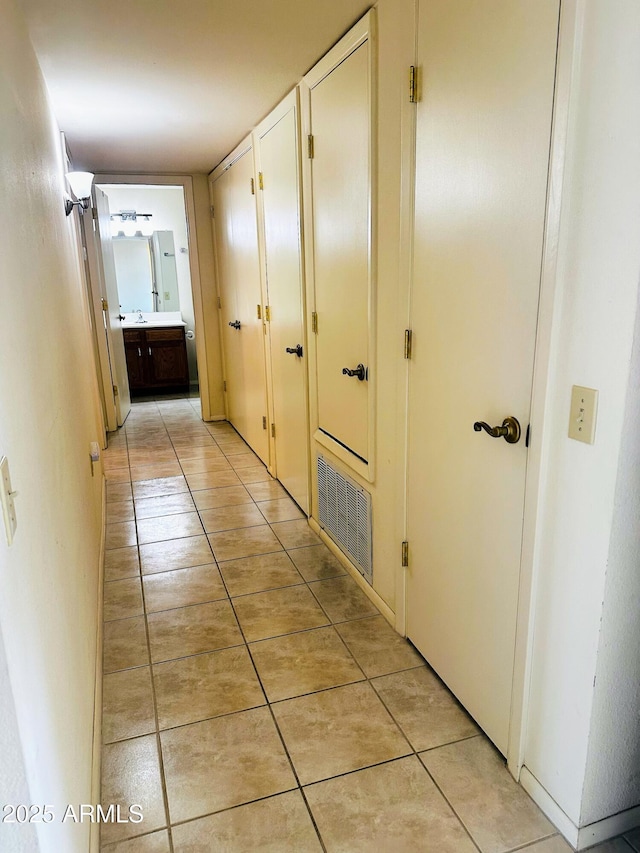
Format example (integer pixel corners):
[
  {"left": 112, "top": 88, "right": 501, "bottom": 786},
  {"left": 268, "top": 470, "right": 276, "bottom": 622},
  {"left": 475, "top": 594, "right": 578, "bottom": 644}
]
[{"left": 99, "top": 396, "right": 640, "bottom": 853}]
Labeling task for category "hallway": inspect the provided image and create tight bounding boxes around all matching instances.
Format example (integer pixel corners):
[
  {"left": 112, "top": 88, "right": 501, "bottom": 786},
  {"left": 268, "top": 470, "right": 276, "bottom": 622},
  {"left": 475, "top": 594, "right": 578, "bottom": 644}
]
[{"left": 98, "top": 399, "right": 631, "bottom": 853}]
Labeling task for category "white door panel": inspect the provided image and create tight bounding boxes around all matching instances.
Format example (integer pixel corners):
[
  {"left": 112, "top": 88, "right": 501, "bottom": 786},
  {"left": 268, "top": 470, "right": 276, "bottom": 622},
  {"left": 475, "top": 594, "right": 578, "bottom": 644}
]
[
  {"left": 257, "top": 100, "right": 309, "bottom": 512},
  {"left": 95, "top": 188, "right": 131, "bottom": 426},
  {"left": 309, "top": 41, "right": 371, "bottom": 462},
  {"left": 407, "top": 0, "right": 559, "bottom": 753},
  {"left": 212, "top": 147, "right": 269, "bottom": 464}
]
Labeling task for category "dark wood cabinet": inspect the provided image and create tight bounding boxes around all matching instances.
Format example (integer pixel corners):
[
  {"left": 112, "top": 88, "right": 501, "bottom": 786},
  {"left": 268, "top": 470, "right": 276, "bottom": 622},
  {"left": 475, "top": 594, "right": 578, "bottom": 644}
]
[{"left": 123, "top": 326, "right": 189, "bottom": 393}]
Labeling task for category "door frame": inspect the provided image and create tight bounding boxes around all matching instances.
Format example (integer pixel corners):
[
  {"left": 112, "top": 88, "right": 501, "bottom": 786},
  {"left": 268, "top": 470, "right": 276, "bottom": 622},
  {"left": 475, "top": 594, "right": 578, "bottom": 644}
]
[
  {"left": 94, "top": 174, "right": 213, "bottom": 421},
  {"left": 506, "top": 0, "right": 579, "bottom": 777},
  {"left": 398, "top": 0, "right": 579, "bottom": 777}
]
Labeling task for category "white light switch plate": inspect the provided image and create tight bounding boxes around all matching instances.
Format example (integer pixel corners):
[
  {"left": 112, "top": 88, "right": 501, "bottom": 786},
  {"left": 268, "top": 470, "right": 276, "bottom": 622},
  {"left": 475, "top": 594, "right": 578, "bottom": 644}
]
[
  {"left": 0, "top": 456, "right": 17, "bottom": 546},
  {"left": 568, "top": 385, "right": 598, "bottom": 444}
]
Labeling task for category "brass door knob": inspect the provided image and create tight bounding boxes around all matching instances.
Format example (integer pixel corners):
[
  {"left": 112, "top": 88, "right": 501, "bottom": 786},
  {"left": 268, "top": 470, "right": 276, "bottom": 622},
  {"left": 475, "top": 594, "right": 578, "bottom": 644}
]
[{"left": 473, "top": 416, "right": 521, "bottom": 444}]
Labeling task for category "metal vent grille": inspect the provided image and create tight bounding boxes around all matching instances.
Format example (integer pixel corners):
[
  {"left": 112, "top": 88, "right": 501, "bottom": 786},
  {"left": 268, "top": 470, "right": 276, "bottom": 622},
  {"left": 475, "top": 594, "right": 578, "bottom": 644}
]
[{"left": 317, "top": 454, "right": 372, "bottom": 583}]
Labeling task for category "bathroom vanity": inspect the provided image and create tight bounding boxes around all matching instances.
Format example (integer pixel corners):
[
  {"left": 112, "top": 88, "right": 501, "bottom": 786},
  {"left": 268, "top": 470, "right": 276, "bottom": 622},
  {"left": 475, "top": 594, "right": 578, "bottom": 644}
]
[{"left": 122, "top": 313, "right": 189, "bottom": 393}]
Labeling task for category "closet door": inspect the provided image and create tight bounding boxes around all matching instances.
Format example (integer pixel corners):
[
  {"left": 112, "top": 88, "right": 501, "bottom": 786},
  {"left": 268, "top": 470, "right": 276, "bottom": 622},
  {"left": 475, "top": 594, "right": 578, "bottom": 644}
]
[
  {"left": 254, "top": 91, "right": 309, "bottom": 513},
  {"left": 302, "top": 13, "right": 374, "bottom": 473},
  {"left": 210, "top": 143, "right": 269, "bottom": 464},
  {"left": 406, "top": 0, "right": 560, "bottom": 754}
]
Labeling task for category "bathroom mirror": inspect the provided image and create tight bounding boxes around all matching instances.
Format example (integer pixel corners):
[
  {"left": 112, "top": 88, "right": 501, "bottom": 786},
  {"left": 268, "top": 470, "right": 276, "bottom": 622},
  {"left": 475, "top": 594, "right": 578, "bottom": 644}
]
[{"left": 112, "top": 230, "right": 179, "bottom": 313}]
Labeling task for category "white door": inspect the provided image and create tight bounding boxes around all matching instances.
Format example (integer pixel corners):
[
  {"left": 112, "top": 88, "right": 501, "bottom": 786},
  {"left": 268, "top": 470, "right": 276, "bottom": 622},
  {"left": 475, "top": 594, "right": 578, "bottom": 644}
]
[
  {"left": 81, "top": 214, "right": 118, "bottom": 432},
  {"left": 406, "top": 0, "right": 560, "bottom": 754},
  {"left": 304, "top": 25, "right": 372, "bottom": 464},
  {"left": 211, "top": 147, "right": 270, "bottom": 464},
  {"left": 95, "top": 188, "right": 131, "bottom": 426},
  {"left": 255, "top": 93, "right": 309, "bottom": 513}
]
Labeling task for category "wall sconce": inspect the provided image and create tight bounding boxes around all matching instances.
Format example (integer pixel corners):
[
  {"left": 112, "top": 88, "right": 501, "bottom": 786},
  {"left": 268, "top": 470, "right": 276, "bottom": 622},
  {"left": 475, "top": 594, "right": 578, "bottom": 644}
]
[{"left": 65, "top": 171, "right": 95, "bottom": 216}]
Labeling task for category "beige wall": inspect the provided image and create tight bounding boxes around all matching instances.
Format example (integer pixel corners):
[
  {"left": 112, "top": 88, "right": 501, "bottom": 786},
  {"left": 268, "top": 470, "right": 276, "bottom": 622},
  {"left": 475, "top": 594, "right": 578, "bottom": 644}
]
[
  {"left": 523, "top": 0, "right": 640, "bottom": 835},
  {"left": 0, "top": 0, "right": 104, "bottom": 850}
]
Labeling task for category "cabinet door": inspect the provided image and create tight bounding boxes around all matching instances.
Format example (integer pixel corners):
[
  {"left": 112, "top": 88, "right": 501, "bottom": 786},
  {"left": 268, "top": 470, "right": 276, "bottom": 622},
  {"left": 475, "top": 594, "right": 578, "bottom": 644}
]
[
  {"left": 123, "top": 329, "right": 147, "bottom": 389},
  {"left": 124, "top": 344, "right": 146, "bottom": 389},
  {"left": 211, "top": 143, "right": 270, "bottom": 464},
  {"left": 255, "top": 93, "right": 309, "bottom": 512},
  {"left": 146, "top": 328, "right": 189, "bottom": 387},
  {"left": 304, "top": 25, "right": 372, "bottom": 466}
]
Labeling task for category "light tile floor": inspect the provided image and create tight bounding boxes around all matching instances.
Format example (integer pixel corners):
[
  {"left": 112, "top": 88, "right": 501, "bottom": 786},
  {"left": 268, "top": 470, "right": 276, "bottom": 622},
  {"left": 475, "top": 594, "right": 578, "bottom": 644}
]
[{"left": 100, "top": 396, "right": 639, "bottom": 853}]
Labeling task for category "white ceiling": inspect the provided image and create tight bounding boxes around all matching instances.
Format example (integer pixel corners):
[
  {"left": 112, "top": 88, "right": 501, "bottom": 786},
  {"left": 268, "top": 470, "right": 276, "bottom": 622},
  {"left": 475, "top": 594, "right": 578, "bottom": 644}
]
[{"left": 21, "top": 0, "right": 371, "bottom": 174}]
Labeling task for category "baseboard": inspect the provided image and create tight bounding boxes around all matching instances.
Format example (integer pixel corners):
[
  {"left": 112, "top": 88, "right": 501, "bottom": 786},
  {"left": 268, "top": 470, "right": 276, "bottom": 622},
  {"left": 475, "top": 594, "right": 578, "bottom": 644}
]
[
  {"left": 520, "top": 766, "right": 640, "bottom": 850},
  {"left": 520, "top": 767, "right": 579, "bottom": 847},
  {"left": 307, "top": 517, "right": 395, "bottom": 627},
  {"left": 89, "top": 476, "right": 106, "bottom": 853},
  {"left": 577, "top": 804, "right": 640, "bottom": 849}
]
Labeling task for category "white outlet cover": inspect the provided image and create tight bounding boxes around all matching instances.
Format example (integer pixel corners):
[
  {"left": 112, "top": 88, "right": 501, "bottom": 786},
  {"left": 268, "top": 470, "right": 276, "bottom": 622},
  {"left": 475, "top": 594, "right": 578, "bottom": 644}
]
[
  {"left": 568, "top": 385, "right": 598, "bottom": 444},
  {"left": 0, "top": 456, "right": 17, "bottom": 546}
]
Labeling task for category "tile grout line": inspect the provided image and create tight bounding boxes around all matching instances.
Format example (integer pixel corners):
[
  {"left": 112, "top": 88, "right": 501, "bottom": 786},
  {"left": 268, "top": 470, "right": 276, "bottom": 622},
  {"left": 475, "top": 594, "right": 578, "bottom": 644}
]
[
  {"left": 125, "top": 411, "right": 176, "bottom": 853},
  {"left": 107, "top": 399, "right": 537, "bottom": 852},
  {"left": 219, "top": 551, "right": 329, "bottom": 853}
]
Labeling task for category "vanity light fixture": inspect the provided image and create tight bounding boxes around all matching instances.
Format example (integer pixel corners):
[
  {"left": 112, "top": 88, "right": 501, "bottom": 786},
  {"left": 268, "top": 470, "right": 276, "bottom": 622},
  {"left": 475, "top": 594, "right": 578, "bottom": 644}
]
[{"left": 64, "top": 171, "right": 95, "bottom": 216}]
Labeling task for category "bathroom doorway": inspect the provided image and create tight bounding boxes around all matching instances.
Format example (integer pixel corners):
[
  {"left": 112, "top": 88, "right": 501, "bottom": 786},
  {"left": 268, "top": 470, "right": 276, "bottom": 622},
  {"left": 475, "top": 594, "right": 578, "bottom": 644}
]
[{"left": 96, "top": 182, "right": 199, "bottom": 396}]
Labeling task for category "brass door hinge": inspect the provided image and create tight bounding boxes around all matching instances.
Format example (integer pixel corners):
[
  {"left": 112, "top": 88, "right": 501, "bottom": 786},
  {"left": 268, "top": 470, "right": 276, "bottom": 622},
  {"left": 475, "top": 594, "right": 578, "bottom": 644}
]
[
  {"left": 409, "top": 66, "right": 419, "bottom": 103},
  {"left": 217, "top": 296, "right": 222, "bottom": 309},
  {"left": 210, "top": 204, "right": 215, "bottom": 218},
  {"left": 311, "top": 311, "right": 318, "bottom": 334},
  {"left": 258, "top": 172, "right": 264, "bottom": 190},
  {"left": 223, "top": 380, "right": 227, "bottom": 392},
  {"left": 404, "top": 329, "right": 413, "bottom": 359},
  {"left": 307, "top": 134, "right": 315, "bottom": 159},
  {"left": 101, "top": 298, "right": 108, "bottom": 312},
  {"left": 250, "top": 178, "right": 255, "bottom": 195},
  {"left": 265, "top": 306, "right": 271, "bottom": 322},
  {"left": 257, "top": 304, "right": 262, "bottom": 320},
  {"left": 92, "top": 207, "right": 98, "bottom": 220},
  {"left": 271, "top": 423, "right": 276, "bottom": 438},
  {"left": 113, "top": 384, "right": 119, "bottom": 398},
  {"left": 402, "top": 541, "right": 409, "bottom": 567},
  {"left": 262, "top": 416, "right": 267, "bottom": 430}
]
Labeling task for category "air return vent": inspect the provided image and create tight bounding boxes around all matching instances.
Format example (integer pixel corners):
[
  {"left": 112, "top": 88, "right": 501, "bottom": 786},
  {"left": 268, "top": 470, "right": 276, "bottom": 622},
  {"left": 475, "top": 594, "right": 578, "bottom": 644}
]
[{"left": 317, "top": 454, "right": 372, "bottom": 583}]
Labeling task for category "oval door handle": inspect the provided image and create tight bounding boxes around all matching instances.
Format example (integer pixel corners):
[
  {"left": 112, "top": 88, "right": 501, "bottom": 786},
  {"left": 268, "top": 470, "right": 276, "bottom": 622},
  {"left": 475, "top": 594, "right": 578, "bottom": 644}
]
[
  {"left": 228, "top": 320, "right": 241, "bottom": 330},
  {"left": 342, "top": 364, "right": 367, "bottom": 381},
  {"left": 473, "top": 416, "right": 521, "bottom": 444},
  {"left": 285, "top": 345, "right": 303, "bottom": 357}
]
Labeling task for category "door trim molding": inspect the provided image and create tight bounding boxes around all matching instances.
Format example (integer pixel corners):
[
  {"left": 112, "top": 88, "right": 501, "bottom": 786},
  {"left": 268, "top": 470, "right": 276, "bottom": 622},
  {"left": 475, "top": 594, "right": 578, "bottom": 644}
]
[{"left": 508, "top": 0, "right": 580, "bottom": 776}]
